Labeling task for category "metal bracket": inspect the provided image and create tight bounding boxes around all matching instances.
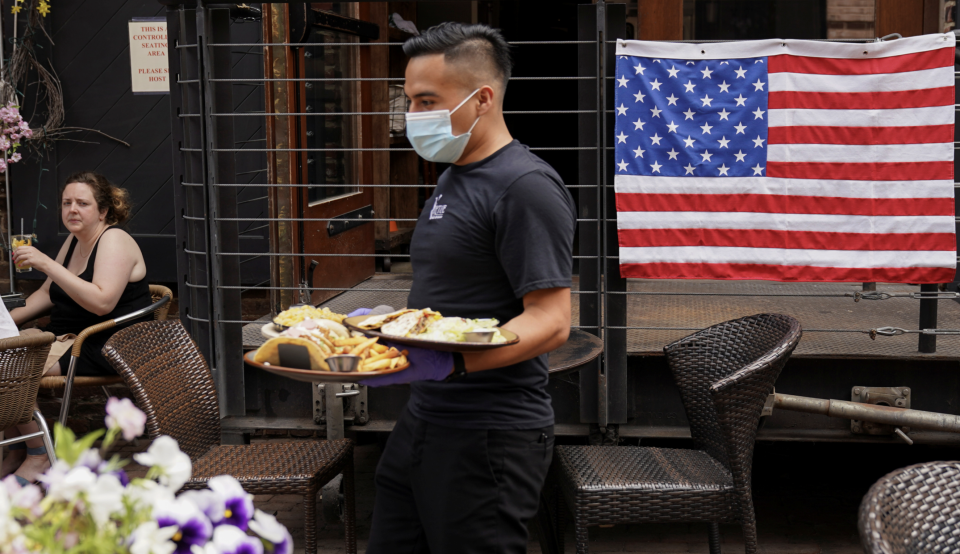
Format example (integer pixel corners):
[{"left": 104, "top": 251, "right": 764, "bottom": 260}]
[
  {"left": 851, "top": 386, "right": 911, "bottom": 436},
  {"left": 326, "top": 205, "right": 374, "bottom": 237},
  {"left": 313, "top": 383, "right": 369, "bottom": 433}
]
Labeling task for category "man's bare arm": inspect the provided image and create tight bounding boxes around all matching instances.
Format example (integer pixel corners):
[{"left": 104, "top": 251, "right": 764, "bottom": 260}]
[{"left": 461, "top": 287, "right": 571, "bottom": 372}]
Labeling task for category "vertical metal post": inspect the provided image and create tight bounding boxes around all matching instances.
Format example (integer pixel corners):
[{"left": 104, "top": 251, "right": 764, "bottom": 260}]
[
  {"left": 577, "top": 3, "right": 600, "bottom": 424},
  {"left": 197, "top": 3, "right": 244, "bottom": 416},
  {"left": 602, "top": 3, "right": 628, "bottom": 428},
  {"left": 918, "top": 284, "right": 938, "bottom": 353}
]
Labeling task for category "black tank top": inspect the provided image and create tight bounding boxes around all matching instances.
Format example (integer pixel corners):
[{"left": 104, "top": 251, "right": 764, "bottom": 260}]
[{"left": 46, "top": 227, "right": 152, "bottom": 336}]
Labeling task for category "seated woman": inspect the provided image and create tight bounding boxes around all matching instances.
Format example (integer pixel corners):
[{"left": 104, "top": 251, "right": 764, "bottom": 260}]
[{"left": 2, "top": 171, "right": 151, "bottom": 484}]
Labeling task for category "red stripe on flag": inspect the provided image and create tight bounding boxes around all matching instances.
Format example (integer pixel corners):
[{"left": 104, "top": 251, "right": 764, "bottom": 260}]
[
  {"left": 768, "top": 87, "right": 953, "bottom": 110},
  {"left": 767, "top": 125, "right": 954, "bottom": 145},
  {"left": 615, "top": 193, "right": 954, "bottom": 216},
  {"left": 767, "top": 161, "right": 953, "bottom": 181},
  {"left": 617, "top": 228, "right": 957, "bottom": 251},
  {"left": 619, "top": 262, "right": 955, "bottom": 283},
  {"left": 767, "top": 47, "right": 954, "bottom": 75}
]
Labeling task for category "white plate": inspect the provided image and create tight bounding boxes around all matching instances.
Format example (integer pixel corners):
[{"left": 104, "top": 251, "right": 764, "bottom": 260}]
[{"left": 260, "top": 323, "right": 284, "bottom": 340}]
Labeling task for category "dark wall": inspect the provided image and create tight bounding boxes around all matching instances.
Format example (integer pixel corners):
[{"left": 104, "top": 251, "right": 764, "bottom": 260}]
[{"left": 10, "top": 0, "right": 176, "bottom": 282}]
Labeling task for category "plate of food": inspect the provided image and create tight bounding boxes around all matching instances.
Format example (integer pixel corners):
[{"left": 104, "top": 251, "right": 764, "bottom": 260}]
[
  {"left": 262, "top": 305, "right": 350, "bottom": 340},
  {"left": 344, "top": 308, "right": 519, "bottom": 352},
  {"left": 246, "top": 317, "right": 410, "bottom": 383}
]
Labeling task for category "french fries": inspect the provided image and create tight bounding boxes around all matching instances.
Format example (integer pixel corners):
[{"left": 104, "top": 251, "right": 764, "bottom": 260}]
[{"left": 327, "top": 336, "right": 409, "bottom": 372}]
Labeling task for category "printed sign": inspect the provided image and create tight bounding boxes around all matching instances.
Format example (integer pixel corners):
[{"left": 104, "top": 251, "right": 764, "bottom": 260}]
[{"left": 129, "top": 17, "right": 168, "bottom": 94}]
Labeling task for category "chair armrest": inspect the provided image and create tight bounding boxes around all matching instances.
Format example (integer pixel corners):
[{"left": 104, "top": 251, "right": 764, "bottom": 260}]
[{"left": 70, "top": 294, "right": 172, "bottom": 357}]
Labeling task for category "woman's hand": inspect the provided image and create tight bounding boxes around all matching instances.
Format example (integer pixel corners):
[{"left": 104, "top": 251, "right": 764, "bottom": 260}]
[{"left": 13, "top": 245, "right": 53, "bottom": 274}]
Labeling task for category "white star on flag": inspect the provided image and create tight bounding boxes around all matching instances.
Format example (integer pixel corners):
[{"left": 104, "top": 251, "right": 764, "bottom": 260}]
[
  {"left": 718, "top": 164, "right": 730, "bottom": 176},
  {"left": 700, "top": 150, "right": 713, "bottom": 162},
  {"left": 734, "top": 150, "right": 747, "bottom": 162},
  {"left": 650, "top": 106, "right": 662, "bottom": 118},
  {"left": 752, "top": 164, "right": 764, "bottom": 175},
  {"left": 734, "top": 122, "right": 747, "bottom": 134},
  {"left": 700, "top": 94, "right": 713, "bottom": 107},
  {"left": 666, "top": 94, "right": 679, "bottom": 105},
  {"left": 683, "top": 80, "right": 696, "bottom": 93},
  {"left": 717, "top": 136, "right": 730, "bottom": 148},
  {"left": 634, "top": 63, "right": 645, "bottom": 75},
  {"left": 633, "top": 118, "right": 645, "bottom": 130},
  {"left": 683, "top": 163, "right": 695, "bottom": 175},
  {"left": 753, "top": 79, "right": 765, "bottom": 91},
  {"left": 650, "top": 133, "right": 662, "bottom": 145},
  {"left": 735, "top": 66, "right": 747, "bottom": 78},
  {"left": 618, "top": 75, "right": 629, "bottom": 87},
  {"left": 683, "top": 108, "right": 696, "bottom": 120},
  {"left": 616, "top": 103, "right": 628, "bottom": 115},
  {"left": 667, "top": 66, "right": 679, "bottom": 78},
  {"left": 650, "top": 160, "right": 662, "bottom": 173},
  {"left": 700, "top": 122, "right": 713, "bottom": 134},
  {"left": 650, "top": 79, "right": 662, "bottom": 90},
  {"left": 633, "top": 90, "right": 646, "bottom": 103},
  {"left": 718, "top": 108, "right": 730, "bottom": 121},
  {"left": 617, "top": 159, "right": 628, "bottom": 171},
  {"left": 633, "top": 145, "right": 645, "bottom": 158},
  {"left": 752, "top": 136, "right": 764, "bottom": 148},
  {"left": 667, "top": 148, "right": 679, "bottom": 160},
  {"left": 666, "top": 121, "right": 679, "bottom": 133},
  {"left": 718, "top": 81, "right": 730, "bottom": 92},
  {"left": 617, "top": 132, "right": 628, "bottom": 143},
  {"left": 683, "top": 135, "right": 696, "bottom": 148},
  {"left": 734, "top": 94, "right": 747, "bottom": 106},
  {"left": 701, "top": 66, "right": 713, "bottom": 79},
  {"left": 753, "top": 108, "right": 765, "bottom": 120}
]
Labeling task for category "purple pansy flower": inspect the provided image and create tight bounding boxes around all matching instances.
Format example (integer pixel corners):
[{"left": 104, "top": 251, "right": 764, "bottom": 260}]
[
  {"left": 153, "top": 498, "right": 213, "bottom": 554},
  {"left": 208, "top": 476, "right": 254, "bottom": 531},
  {"left": 248, "top": 510, "right": 293, "bottom": 554}
]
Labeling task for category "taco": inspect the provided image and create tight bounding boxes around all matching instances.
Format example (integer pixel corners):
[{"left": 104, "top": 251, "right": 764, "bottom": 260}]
[
  {"left": 357, "top": 308, "right": 417, "bottom": 329},
  {"left": 254, "top": 336, "right": 330, "bottom": 371}
]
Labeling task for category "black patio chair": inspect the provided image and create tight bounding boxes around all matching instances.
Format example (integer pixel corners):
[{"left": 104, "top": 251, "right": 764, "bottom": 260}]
[
  {"left": 859, "top": 461, "right": 960, "bottom": 554},
  {"left": 552, "top": 313, "right": 801, "bottom": 554}
]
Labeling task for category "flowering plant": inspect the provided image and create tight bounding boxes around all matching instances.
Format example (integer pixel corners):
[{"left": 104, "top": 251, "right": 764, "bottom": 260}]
[
  {"left": 0, "top": 398, "right": 292, "bottom": 554},
  {"left": 0, "top": 102, "right": 31, "bottom": 173}
]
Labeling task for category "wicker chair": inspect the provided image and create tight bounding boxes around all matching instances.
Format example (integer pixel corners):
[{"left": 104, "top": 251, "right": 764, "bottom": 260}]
[
  {"left": 553, "top": 313, "right": 801, "bottom": 554},
  {"left": 102, "top": 320, "right": 356, "bottom": 554},
  {"left": 38, "top": 284, "right": 172, "bottom": 428},
  {"left": 0, "top": 332, "right": 57, "bottom": 466},
  {"left": 859, "top": 461, "right": 960, "bottom": 554}
]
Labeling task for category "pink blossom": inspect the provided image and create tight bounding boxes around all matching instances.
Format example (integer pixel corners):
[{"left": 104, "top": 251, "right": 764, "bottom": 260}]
[
  {"left": 9, "top": 133, "right": 19, "bottom": 142},
  {"left": 0, "top": 137, "right": 12, "bottom": 151},
  {"left": 20, "top": 128, "right": 31, "bottom": 139},
  {"left": 105, "top": 397, "right": 147, "bottom": 441},
  {"left": 10, "top": 153, "right": 21, "bottom": 163}
]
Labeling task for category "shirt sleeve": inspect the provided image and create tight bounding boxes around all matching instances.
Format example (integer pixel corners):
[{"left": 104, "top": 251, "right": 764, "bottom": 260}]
[{"left": 493, "top": 170, "right": 577, "bottom": 299}]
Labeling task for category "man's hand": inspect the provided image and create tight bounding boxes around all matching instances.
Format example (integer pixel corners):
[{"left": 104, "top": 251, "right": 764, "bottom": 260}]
[{"left": 362, "top": 343, "right": 453, "bottom": 387}]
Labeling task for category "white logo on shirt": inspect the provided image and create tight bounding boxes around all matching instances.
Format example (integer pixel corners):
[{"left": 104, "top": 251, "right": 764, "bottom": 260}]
[{"left": 429, "top": 195, "right": 447, "bottom": 220}]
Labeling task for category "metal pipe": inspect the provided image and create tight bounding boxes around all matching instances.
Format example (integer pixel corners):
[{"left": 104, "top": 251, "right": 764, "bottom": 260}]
[
  {"left": 919, "top": 283, "right": 939, "bottom": 353},
  {"left": 773, "top": 393, "right": 960, "bottom": 433}
]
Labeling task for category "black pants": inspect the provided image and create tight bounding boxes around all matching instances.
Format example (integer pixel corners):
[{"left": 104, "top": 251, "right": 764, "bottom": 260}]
[{"left": 367, "top": 408, "right": 554, "bottom": 554}]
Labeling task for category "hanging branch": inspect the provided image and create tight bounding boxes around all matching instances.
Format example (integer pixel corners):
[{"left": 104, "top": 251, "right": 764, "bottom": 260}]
[{"left": 3, "top": 1, "right": 130, "bottom": 153}]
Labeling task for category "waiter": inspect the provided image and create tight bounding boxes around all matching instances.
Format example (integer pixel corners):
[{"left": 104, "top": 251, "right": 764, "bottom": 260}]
[{"left": 364, "top": 22, "right": 577, "bottom": 553}]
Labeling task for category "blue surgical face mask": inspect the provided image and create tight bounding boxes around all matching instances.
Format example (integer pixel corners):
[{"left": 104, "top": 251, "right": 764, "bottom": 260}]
[{"left": 405, "top": 88, "right": 481, "bottom": 163}]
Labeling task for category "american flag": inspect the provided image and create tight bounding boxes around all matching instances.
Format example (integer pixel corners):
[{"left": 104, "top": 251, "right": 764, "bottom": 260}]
[{"left": 614, "top": 35, "right": 956, "bottom": 283}]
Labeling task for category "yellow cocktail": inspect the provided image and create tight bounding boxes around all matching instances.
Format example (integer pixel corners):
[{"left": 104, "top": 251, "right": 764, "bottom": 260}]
[{"left": 12, "top": 234, "right": 31, "bottom": 272}]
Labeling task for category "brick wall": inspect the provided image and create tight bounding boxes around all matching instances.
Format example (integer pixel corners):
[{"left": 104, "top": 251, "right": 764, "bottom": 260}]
[{"left": 827, "top": 0, "right": 876, "bottom": 39}]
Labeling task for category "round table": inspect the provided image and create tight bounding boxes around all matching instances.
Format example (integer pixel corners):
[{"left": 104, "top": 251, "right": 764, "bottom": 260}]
[{"left": 547, "top": 329, "right": 603, "bottom": 377}]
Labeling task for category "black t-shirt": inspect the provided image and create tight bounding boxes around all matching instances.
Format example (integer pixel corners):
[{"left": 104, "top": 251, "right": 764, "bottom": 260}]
[{"left": 406, "top": 140, "right": 577, "bottom": 429}]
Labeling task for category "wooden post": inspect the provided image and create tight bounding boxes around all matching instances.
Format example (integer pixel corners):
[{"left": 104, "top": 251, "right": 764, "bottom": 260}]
[
  {"left": 637, "top": 0, "right": 682, "bottom": 41},
  {"left": 876, "top": 0, "right": 925, "bottom": 37},
  {"left": 359, "top": 3, "right": 390, "bottom": 245}
]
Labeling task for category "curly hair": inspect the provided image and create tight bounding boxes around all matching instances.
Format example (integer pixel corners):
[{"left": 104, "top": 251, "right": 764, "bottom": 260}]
[{"left": 61, "top": 171, "right": 131, "bottom": 226}]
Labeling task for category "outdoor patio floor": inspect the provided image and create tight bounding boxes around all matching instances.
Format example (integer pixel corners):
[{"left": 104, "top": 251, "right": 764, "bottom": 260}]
[
  {"left": 120, "top": 436, "right": 959, "bottom": 553},
  {"left": 244, "top": 275, "right": 960, "bottom": 360}
]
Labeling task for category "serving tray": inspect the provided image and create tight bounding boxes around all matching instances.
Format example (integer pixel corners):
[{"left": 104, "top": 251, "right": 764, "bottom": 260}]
[{"left": 343, "top": 315, "right": 520, "bottom": 352}]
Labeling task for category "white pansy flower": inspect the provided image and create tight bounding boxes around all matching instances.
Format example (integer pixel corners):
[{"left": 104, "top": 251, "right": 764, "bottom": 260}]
[
  {"left": 105, "top": 397, "right": 147, "bottom": 441},
  {"left": 46, "top": 465, "right": 96, "bottom": 502},
  {"left": 86, "top": 473, "right": 125, "bottom": 525},
  {"left": 248, "top": 509, "right": 293, "bottom": 554},
  {"left": 210, "top": 524, "right": 263, "bottom": 554},
  {"left": 129, "top": 521, "right": 178, "bottom": 554},
  {"left": 124, "top": 479, "right": 176, "bottom": 511},
  {"left": 134, "top": 436, "right": 192, "bottom": 491}
]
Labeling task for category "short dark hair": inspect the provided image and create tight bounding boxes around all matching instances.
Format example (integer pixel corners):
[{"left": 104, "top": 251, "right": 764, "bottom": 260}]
[{"left": 403, "top": 22, "right": 513, "bottom": 91}]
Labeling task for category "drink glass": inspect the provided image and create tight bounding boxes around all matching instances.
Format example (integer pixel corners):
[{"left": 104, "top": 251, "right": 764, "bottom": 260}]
[{"left": 12, "top": 234, "right": 32, "bottom": 272}]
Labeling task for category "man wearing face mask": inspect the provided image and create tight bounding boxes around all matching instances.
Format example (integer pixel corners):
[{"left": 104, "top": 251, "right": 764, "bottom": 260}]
[{"left": 364, "top": 22, "right": 577, "bottom": 553}]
